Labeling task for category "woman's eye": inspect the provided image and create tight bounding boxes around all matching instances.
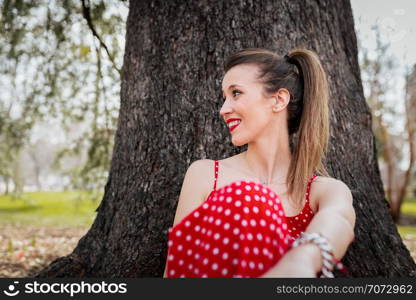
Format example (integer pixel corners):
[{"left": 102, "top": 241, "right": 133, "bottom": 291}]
[
  {"left": 232, "top": 90, "right": 241, "bottom": 97},
  {"left": 222, "top": 90, "right": 241, "bottom": 101}
]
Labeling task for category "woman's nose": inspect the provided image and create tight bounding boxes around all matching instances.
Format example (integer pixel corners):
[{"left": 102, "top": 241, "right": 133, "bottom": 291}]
[{"left": 219, "top": 99, "right": 233, "bottom": 117}]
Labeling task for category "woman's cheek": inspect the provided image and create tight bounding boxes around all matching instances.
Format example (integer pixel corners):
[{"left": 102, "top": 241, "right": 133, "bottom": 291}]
[{"left": 231, "top": 124, "right": 255, "bottom": 146}]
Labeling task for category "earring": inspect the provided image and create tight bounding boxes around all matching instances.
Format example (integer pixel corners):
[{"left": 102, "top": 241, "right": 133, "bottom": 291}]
[{"left": 273, "top": 106, "right": 279, "bottom": 111}]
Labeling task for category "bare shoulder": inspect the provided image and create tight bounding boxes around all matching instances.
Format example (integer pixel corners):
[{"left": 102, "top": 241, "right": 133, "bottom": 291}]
[
  {"left": 188, "top": 159, "right": 216, "bottom": 181},
  {"left": 187, "top": 159, "right": 212, "bottom": 171},
  {"left": 186, "top": 159, "right": 216, "bottom": 200},
  {"left": 312, "top": 175, "right": 354, "bottom": 209},
  {"left": 313, "top": 176, "right": 351, "bottom": 191},
  {"left": 171, "top": 159, "right": 215, "bottom": 228},
  {"left": 313, "top": 175, "right": 352, "bottom": 195},
  {"left": 312, "top": 176, "right": 356, "bottom": 234},
  {"left": 313, "top": 176, "right": 351, "bottom": 198}
]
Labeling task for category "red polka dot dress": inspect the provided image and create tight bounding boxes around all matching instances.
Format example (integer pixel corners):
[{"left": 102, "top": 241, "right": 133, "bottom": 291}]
[
  {"left": 166, "top": 160, "right": 318, "bottom": 278},
  {"left": 285, "top": 174, "right": 317, "bottom": 240}
]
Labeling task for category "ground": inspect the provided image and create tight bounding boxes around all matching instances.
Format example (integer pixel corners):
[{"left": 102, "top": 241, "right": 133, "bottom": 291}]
[
  {"left": 0, "top": 224, "right": 415, "bottom": 277},
  {"left": 0, "top": 225, "right": 88, "bottom": 277}
]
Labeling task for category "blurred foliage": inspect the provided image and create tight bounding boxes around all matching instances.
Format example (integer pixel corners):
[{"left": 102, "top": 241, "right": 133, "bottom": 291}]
[
  {"left": 358, "top": 25, "right": 402, "bottom": 162},
  {"left": 398, "top": 200, "right": 416, "bottom": 241},
  {"left": 0, "top": 0, "right": 127, "bottom": 194},
  {"left": 358, "top": 24, "right": 416, "bottom": 220}
]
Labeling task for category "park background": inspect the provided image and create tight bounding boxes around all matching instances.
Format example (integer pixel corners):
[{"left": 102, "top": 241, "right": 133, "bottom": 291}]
[{"left": 0, "top": 0, "right": 415, "bottom": 277}]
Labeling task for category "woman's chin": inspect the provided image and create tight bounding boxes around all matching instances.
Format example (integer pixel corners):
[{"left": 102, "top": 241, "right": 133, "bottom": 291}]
[{"left": 231, "top": 136, "right": 247, "bottom": 147}]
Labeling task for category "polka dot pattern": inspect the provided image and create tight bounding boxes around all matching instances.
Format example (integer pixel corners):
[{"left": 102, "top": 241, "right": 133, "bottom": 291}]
[
  {"left": 285, "top": 174, "right": 318, "bottom": 240},
  {"left": 166, "top": 160, "right": 318, "bottom": 278}
]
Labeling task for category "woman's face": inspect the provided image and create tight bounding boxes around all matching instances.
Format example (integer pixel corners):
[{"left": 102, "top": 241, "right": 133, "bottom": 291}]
[{"left": 220, "top": 64, "right": 276, "bottom": 146}]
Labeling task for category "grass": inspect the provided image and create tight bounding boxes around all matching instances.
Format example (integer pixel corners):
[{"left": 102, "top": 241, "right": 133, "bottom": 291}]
[
  {"left": 0, "top": 191, "right": 101, "bottom": 227},
  {"left": 1, "top": 191, "right": 416, "bottom": 232},
  {"left": 401, "top": 201, "right": 416, "bottom": 216},
  {"left": 398, "top": 226, "right": 416, "bottom": 237}
]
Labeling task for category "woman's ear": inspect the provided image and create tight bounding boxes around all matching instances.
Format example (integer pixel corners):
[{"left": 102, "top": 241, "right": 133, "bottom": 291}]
[{"left": 272, "top": 88, "right": 290, "bottom": 112}]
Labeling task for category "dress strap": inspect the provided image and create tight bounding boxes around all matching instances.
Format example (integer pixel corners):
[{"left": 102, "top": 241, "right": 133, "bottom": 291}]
[
  {"left": 305, "top": 173, "right": 318, "bottom": 203},
  {"left": 213, "top": 160, "right": 219, "bottom": 191}
]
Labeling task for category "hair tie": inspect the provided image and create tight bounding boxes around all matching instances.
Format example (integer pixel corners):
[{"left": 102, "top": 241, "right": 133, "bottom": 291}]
[
  {"left": 284, "top": 54, "right": 302, "bottom": 77},
  {"left": 284, "top": 54, "right": 293, "bottom": 64}
]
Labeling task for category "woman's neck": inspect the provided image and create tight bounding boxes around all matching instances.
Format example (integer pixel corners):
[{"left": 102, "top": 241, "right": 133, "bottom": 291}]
[{"left": 242, "top": 138, "right": 292, "bottom": 186}]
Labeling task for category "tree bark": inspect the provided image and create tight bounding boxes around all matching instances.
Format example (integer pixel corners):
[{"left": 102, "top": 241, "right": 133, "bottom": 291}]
[{"left": 35, "top": 0, "right": 416, "bottom": 277}]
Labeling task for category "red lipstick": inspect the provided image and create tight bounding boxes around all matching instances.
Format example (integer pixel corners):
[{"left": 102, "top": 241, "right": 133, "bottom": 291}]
[{"left": 226, "top": 118, "right": 241, "bottom": 133}]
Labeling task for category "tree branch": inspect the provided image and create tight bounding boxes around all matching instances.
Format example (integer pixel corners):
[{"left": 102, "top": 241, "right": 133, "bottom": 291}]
[{"left": 81, "top": 0, "right": 122, "bottom": 76}]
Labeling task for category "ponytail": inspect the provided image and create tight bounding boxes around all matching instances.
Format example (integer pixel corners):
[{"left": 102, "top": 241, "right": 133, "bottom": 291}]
[{"left": 285, "top": 49, "right": 330, "bottom": 207}]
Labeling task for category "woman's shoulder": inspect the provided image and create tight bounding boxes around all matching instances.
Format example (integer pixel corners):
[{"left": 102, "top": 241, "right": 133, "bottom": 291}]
[
  {"left": 311, "top": 175, "right": 353, "bottom": 206},
  {"left": 186, "top": 158, "right": 216, "bottom": 185},
  {"left": 311, "top": 175, "right": 355, "bottom": 231},
  {"left": 190, "top": 153, "right": 242, "bottom": 172},
  {"left": 188, "top": 159, "right": 216, "bottom": 172},
  {"left": 313, "top": 175, "right": 351, "bottom": 189}
]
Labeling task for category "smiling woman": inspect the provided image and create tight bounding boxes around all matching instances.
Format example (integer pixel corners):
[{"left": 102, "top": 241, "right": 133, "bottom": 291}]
[{"left": 164, "top": 48, "right": 355, "bottom": 278}]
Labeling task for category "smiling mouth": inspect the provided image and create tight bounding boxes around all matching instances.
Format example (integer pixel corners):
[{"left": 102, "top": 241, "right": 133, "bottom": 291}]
[{"left": 228, "top": 121, "right": 241, "bottom": 132}]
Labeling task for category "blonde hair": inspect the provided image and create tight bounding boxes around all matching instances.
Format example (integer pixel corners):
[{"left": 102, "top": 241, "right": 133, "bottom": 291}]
[{"left": 224, "top": 48, "right": 330, "bottom": 206}]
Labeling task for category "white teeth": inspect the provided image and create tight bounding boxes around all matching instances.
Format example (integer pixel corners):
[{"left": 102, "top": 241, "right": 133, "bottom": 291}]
[{"left": 228, "top": 120, "right": 241, "bottom": 128}]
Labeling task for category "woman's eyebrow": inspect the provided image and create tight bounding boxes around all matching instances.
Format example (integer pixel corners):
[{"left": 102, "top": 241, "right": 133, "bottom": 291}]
[{"left": 221, "top": 84, "right": 242, "bottom": 93}]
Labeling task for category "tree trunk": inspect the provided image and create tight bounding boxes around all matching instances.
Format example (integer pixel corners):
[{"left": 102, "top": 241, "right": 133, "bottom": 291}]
[
  {"left": 5, "top": 176, "right": 10, "bottom": 195},
  {"left": 379, "top": 121, "right": 395, "bottom": 208},
  {"left": 29, "top": 149, "right": 43, "bottom": 191},
  {"left": 35, "top": 0, "right": 416, "bottom": 277}
]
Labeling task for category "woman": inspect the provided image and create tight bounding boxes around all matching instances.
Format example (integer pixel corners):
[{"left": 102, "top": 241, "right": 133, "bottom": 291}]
[{"left": 163, "top": 48, "right": 356, "bottom": 278}]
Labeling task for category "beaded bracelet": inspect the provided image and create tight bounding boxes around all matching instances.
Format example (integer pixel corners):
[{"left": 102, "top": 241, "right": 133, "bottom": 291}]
[{"left": 291, "top": 232, "right": 337, "bottom": 278}]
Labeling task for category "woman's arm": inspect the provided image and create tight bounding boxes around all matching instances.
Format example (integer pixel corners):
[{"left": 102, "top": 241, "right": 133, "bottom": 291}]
[
  {"left": 260, "top": 177, "right": 356, "bottom": 277},
  {"left": 163, "top": 264, "right": 168, "bottom": 278}
]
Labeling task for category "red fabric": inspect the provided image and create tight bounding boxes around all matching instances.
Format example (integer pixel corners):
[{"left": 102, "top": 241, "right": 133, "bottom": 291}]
[
  {"left": 166, "top": 161, "right": 318, "bottom": 278},
  {"left": 285, "top": 175, "right": 317, "bottom": 240}
]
